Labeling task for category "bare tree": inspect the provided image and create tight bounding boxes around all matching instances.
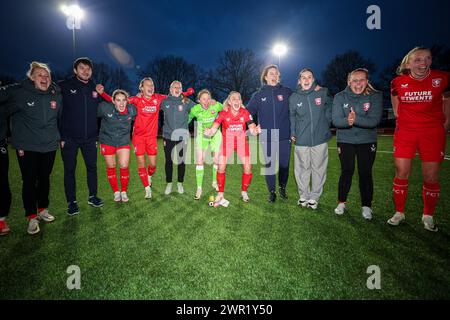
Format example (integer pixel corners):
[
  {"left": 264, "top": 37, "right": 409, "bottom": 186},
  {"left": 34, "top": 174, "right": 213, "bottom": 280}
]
[
  {"left": 138, "top": 55, "right": 201, "bottom": 94},
  {"left": 90, "top": 63, "right": 134, "bottom": 94},
  {"left": 207, "top": 49, "right": 262, "bottom": 103},
  {"left": 321, "top": 50, "right": 376, "bottom": 96}
]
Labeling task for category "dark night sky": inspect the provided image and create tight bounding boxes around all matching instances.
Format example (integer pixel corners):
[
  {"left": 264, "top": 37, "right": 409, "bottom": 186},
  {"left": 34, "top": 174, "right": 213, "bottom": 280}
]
[{"left": 1, "top": 0, "right": 449, "bottom": 89}]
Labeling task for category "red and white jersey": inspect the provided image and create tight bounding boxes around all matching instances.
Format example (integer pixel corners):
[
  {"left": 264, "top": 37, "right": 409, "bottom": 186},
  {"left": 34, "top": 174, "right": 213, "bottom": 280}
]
[
  {"left": 214, "top": 107, "right": 254, "bottom": 139},
  {"left": 128, "top": 94, "right": 166, "bottom": 138},
  {"left": 391, "top": 70, "right": 449, "bottom": 129},
  {"left": 100, "top": 92, "right": 166, "bottom": 138}
]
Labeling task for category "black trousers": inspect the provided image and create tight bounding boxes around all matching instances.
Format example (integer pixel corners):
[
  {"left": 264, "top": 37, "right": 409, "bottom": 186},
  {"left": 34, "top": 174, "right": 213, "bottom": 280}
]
[
  {"left": 0, "top": 143, "right": 12, "bottom": 218},
  {"left": 16, "top": 150, "right": 56, "bottom": 217},
  {"left": 337, "top": 142, "right": 377, "bottom": 207},
  {"left": 61, "top": 137, "right": 98, "bottom": 203},
  {"left": 260, "top": 139, "right": 291, "bottom": 192},
  {"left": 163, "top": 138, "right": 187, "bottom": 183}
]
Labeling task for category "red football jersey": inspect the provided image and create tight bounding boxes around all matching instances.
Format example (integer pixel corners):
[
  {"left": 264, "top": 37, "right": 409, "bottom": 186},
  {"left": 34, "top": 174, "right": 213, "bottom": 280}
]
[
  {"left": 129, "top": 94, "right": 166, "bottom": 138},
  {"left": 214, "top": 107, "right": 254, "bottom": 139},
  {"left": 391, "top": 70, "right": 449, "bottom": 129}
]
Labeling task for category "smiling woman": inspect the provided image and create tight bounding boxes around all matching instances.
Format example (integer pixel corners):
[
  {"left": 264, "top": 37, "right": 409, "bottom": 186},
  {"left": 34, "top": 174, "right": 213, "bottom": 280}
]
[
  {"left": 0, "top": 61, "right": 62, "bottom": 235},
  {"left": 331, "top": 68, "right": 383, "bottom": 220},
  {"left": 388, "top": 47, "right": 450, "bottom": 232}
]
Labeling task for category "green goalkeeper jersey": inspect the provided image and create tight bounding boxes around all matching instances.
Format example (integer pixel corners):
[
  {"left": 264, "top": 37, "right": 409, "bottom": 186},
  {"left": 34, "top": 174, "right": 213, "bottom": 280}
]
[{"left": 189, "top": 102, "right": 223, "bottom": 137}]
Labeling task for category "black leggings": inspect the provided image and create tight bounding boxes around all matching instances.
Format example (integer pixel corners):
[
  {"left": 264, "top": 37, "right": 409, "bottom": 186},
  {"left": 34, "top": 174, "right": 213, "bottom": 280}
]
[
  {"left": 0, "top": 144, "right": 12, "bottom": 218},
  {"left": 337, "top": 143, "right": 377, "bottom": 207},
  {"left": 163, "top": 139, "right": 187, "bottom": 183},
  {"left": 17, "top": 150, "right": 56, "bottom": 216}
]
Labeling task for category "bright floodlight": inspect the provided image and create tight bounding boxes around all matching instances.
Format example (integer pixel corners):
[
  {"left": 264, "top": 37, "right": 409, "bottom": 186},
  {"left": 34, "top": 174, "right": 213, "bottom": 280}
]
[
  {"left": 61, "top": 4, "right": 84, "bottom": 19},
  {"left": 273, "top": 44, "right": 287, "bottom": 57}
]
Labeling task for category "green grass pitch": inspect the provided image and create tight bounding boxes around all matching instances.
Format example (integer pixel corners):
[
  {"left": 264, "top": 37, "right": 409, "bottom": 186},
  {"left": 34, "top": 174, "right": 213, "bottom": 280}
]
[{"left": 1, "top": 136, "right": 449, "bottom": 299}]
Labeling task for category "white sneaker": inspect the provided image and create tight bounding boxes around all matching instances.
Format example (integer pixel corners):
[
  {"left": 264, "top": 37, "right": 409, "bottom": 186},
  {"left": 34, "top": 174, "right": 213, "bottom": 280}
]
[
  {"left": 194, "top": 187, "right": 202, "bottom": 200},
  {"left": 145, "top": 186, "right": 152, "bottom": 199},
  {"left": 297, "top": 197, "right": 308, "bottom": 207},
  {"left": 422, "top": 215, "right": 438, "bottom": 232},
  {"left": 334, "top": 203, "right": 346, "bottom": 215},
  {"left": 241, "top": 191, "right": 250, "bottom": 202},
  {"left": 362, "top": 206, "right": 373, "bottom": 220},
  {"left": 27, "top": 218, "right": 40, "bottom": 235},
  {"left": 120, "top": 191, "right": 129, "bottom": 202},
  {"left": 307, "top": 200, "right": 318, "bottom": 210},
  {"left": 212, "top": 181, "right": 219, "bottom": 192},
  {"left": 165, "top": 183, "right": 172, "bottom": 195},
  {"left": 37, "top": 209, "right": 55, "bottom": 222},
  {"left": 114, "top": 191, "right": 121, "bottom": 202},
  {"left": 177, "top": 182, "right": 184, "bottom": 194},
  {"left": 213, "top": 195, "right": 230, "bottom": 208},
  {"left": 387, "top": 212, "right": 405, "bottom": 226}
]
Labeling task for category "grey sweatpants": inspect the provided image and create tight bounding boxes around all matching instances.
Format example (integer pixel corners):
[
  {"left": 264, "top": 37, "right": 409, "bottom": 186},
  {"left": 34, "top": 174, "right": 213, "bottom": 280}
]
[{"left": 294, "top": 142, "right": 328, "bottom": 201}]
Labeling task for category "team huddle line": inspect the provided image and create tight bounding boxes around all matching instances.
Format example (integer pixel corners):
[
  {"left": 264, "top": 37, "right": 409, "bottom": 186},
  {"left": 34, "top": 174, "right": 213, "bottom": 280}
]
[{"left": 0, "top": 46, "right": 448, "bottom": 236}]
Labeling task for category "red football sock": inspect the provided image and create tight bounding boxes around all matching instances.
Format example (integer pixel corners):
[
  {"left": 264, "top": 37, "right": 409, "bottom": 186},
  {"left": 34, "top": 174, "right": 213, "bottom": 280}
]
[
  {"left": 28, "top": 214, "right": 37, "bottom": 221},
  {"left": 107, "top": 167, "right": 119, "bottom": 192},
  {"left": 393, "top": 177, "right": 408, "bottom": 213},
  {"left": 423, "top": 182, "right": 440, "bottom": 216},
  {"left": 217, "top": 172, "right": 226, "bottom": 193},
  {"left": 147, "top": 165, "right": 156, "bottom": 177},
  {"left": 138, "top": 167, "right": 149, "bottom": 187},
  {"left": 241, "top": 173, "right": 252, "bottom": 192},
  {"left": 120, "top": 168, "right": 130, "bottom": 192},
  {"left": 38, "top": 208, "right": 46, "bottom": 213}
]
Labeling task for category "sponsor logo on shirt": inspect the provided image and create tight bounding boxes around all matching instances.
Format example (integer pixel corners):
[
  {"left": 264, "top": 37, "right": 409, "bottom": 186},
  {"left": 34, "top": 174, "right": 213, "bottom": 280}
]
[
  {"left": 432, "top": 78, "right": 442, "bottom": 88},
  {"left": 261, "top": 97, "right": 267, "bottom": 102},
  {"left": 277, "top": 95, "right": 284, "bottom": 102},
  {"left": 92, "top": 91, "right": 98, "bottom": 99},
  {"left": 240, "top": 117, "right": 244, "bottom": 122},
  {"left": 153, "top": 99, "right": 158, "bottom": 104},
  {"left": 70, "top": 89, "right": 77, "bottom": 94},
  {"left": 143, "top": 106, "right": 157, "bottom": 113},
  {"left": 343, "top": 103, "right": 349, "bottom": 108},
  {"left": 363, "top": 103, "right": 371, "bottom": 111},
  {"left": 50, "top": 101, "right": 57, "bottom": 109},
  {"left": 18, "top": 150, "right": 25, "bottom": 157},
  {"left": 297, "top": 102, "right": 302, "bottom": 107},
  {"left": 401, "top": 84, "right": 408, "bottom": 88},
  {"left": 107, "top": 114, "right": 113, "bottom": 117},
  {"left": 0, "top": 147, "right": 6, "bottom": 154},
  {"left": 371, "top": 144, "right": 376, "bottom": 152},
  {"left": 315, "top": 98, "right": 321, "bottom": 106},
  {"left": 178, "top": 105, "right": 183, "bottom": 112},
  {"left": 400, "top": 91, "right": 433, "bottom": 102},
  {"left": 211, "top": 109, "right": 216, "bottom": 114},
  {"left": 228, "top": 124, "right": 244, "bottom": 132},
  {"left": 27, "top": 101, "right": 35, "bottom": 107}
]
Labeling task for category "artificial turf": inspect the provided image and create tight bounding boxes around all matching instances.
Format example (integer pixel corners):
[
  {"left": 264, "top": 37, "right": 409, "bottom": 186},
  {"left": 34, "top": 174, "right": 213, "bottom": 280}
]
[{"left": 1, "top": 136, "right": 449, "bottom": 299}]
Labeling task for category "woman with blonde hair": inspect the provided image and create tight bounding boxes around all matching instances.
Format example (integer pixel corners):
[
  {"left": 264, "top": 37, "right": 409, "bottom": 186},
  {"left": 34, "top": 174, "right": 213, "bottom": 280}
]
[
  {"left": 332, "top": 68, "right": 383, "bottom": 220},
  {"left": 204, "top": 91, "right": 261, "bottom": 207},
  {"left": 160, "top": 81, "right": 196, "bottom": 195},
  {"left": 388, "top": 47, "right": 450, "bottom": 232},
  {"left": 188, "top": 89, "right": 223, "bottom": 199},
  {"left": 0, "top": 61, "right": 62, "bottom": 235}
]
